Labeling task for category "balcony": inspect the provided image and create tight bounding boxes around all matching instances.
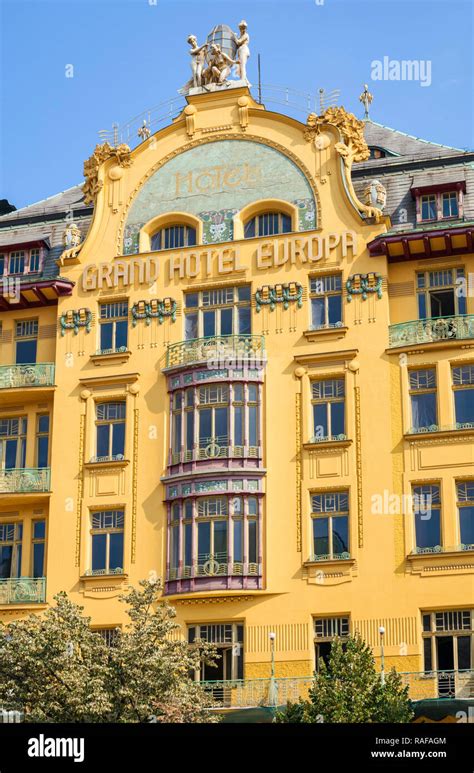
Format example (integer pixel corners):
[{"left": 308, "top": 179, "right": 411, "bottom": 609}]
[
  {"left": 165, "top": 335, "right": 266, "bottom": 370},
  {"left": 0, "top": 363, "right": 55, "bottom": 390},
  {"left": 389, "top": 314, "right": 474, "bottom": 349},
  {"left": 0, "top": 468, "right": 51, "bottom": 494},
  {"left": 170, "top": 435, "right": 260, "bottom": 466},
  {"left": 0, "top": 577, "right": 46, "bottom": 605},
  {"left": 201, "top": 670, "right": 474, "bottom": 709}
]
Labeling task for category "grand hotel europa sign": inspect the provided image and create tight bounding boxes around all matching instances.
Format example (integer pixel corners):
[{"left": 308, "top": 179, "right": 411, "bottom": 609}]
[{"left": 80, "top": 230, "right": 358, "bottom": 291}]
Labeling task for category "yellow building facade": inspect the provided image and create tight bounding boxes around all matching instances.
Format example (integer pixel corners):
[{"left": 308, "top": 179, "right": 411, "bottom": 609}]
[{"left": 0, "top": 83, "right": 473, "bottom": 704}]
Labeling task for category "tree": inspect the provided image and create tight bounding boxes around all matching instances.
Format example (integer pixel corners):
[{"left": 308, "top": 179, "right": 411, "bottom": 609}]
[
  {"left": 0, "top": 579, "right": 217, "bottom": 723},
  {"left": 276, "top": 635, "right": 413, "bottom": 723}
]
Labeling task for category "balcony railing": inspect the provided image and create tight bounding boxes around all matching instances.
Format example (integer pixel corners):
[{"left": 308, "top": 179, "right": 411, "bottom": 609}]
[
  {"left": 308, "top": 552, "right": 351, "bottom": 562},
  {"left": 201, "top": 670, "right": 474, "bottom": 709},
  {"left": 0, "top": 468, "right": 51, "bottom": 494},
  {"left": 0, "top": 577, "right": 46, "bottom": 605},
  {"left": 411, "top": 544, "right": 474, "bottom": 555},
  {"left": 0, "top": 363, "right": 55, "bottom": 389},
  {"left": 168, "top": 553, "right": 259, "bottom": 581},
  {"left": 171, "top": 436, "right": 260, "bottom": 464},
  {"left": 389, "top": 315, "right": 474, "bottom": 348},
  {"left": 165, "top": 335, "right": 266, "bottom": 369},
  {"left": 407, "top": 422, "right": 474, "bottom": 435}
]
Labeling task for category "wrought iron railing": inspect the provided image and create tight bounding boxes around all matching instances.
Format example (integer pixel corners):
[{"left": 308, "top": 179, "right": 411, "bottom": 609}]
[
  {"left": 411, "top": 544, "right": 474, "bottom": 555},
  {"left": 308, "top": 552, "right": 351, "bottom": 562},
  {"left": 200, "top": 670, "right": 474, "bottom": 708},
  {"left": 309, "top": 434, "right": 348, "bottom": 444},
  {"left": 92, "top": 346, "right": 129, "bottom": 357},
  {"left": 168, "top": 554, "right": 259, "bottom": 581},
  {"left": 0, "top": 363, "right": 55, "bottom": 389},
  {"left": 389, "top": 315, "right": 474, "bottom": 348},
  {"left": 171, "top": 438, "right": 260, "bottom": 464},
  {"left": 0, "top": 577, "right": 46, "bottom": 605},
  {"left": 165, "top": 335, "right": 265, "bottom": 369},
  {"left": 83, "top": 567, "right": 124, "bottom": 577},
  {"left": 0, "top": 468, "right": 51, "bottom": 494},
  {"left": 407, "top": 422, "right": 474, "bottom": 435}
]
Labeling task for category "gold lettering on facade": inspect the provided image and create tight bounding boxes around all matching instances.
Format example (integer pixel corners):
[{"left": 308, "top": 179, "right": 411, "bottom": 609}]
[{"left": 174, "top": 163, "right": 262, "bottom": 196}]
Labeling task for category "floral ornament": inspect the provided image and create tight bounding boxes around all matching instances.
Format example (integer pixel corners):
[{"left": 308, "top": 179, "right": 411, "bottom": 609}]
[
  {"left": 131, "top": 298, "right": 177, "bottom": 326},
  {"left": 199, "top": 209, "right": 237, "bottom": 244},
  {"left": 346, "top": 273, "right": 382, "bottom": 302},
  {"left": 59, "top": 309, "right": 92, "bottom": 336},
  {"left": 255, "top": 283, "right": 303, "bottom": 312}
]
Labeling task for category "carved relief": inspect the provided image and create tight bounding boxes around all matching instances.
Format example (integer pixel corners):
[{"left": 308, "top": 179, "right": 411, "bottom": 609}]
[{"left": 83, "top": 142, "right": 132, "bottom": 205}]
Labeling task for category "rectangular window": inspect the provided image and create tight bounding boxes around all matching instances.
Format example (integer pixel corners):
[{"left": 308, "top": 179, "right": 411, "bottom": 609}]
[
  {"left": 29, "top": 249, "right": 41, "bottom": 273},
  {"left": 9, "top": 252, "right": 25, "bottom": 275},
  {"left": 0, "top": 417, "right": 27, "bottom": 469},
  {"left": 409, "top": 369, "right": 437, "bottom": 431},
  {"left": 311, "top": 491, "right": 349, "bottom": 560},
  {"left": 184, "top": 286, "right": 251, "bottom": 339},
  {"left": 15, "top": 320, "right": 38, "bottom": 364},
  {"left": 442, "top": 192, "right": 459, "bottom": 218},
  {"left": 188, "top": 623, "right": 244, "bottom": 681},
  {"left": 95, "top": 402, "right": 126, "bottom": 461},
  {"left": 456, "top": 481, "right": 474, "bottom": 548},
  {"left": 452, "top": 365, "right": 474, "bottom": 425},
  {"left": 36, "top": 414, "right": 50, "bottom": 468},
  {"left": 0, "top": 523, "right": 22, "bottom": 578},
  {"left": 31, "top": 520, "right": 46, "bottom": 577},
  {"left": 412, "top": 484, "right": 441, "bottom": 552},
  {"left": 416, "top": 268, "right": 465, "bottom": 319},
  {"left": 311, "top": 378, "right": 345, "bottom": 441},
  {"left": 422, "top": 610, "right": 472, "bottom": 681},
  {"left": 420, "top": 195, "right": 437, "bottom": 221},
  {"left": 198, "top": 385, "right": 229, "bottom": 449},
  {"left": 90, "top": 510, "right": 124, "bottom": 575},
  {"left": 314, "top": 616, "right": 350, "bottom": 639},
  {"left": 309, "top": 275, "right": 343, "bottom": 329},
  {"left": 99, "top": 302, "right": 128, "bottom": 353}
]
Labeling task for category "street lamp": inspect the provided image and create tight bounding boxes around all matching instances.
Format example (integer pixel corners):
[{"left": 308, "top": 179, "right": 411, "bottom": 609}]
[
  {"left": 268, "top": 632, "right": 277, "bottom": 707},
  {"left": 379, "top": 626, "right": 385, "bottom": 686}
]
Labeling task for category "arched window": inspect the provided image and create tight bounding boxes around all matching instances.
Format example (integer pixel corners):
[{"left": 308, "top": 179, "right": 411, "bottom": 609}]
[
  {"left": 151, "top": 224, "right": 196, "bottom": 251},
  {"left": 244, "top": 211, "right": 292, "bottom": 239}
]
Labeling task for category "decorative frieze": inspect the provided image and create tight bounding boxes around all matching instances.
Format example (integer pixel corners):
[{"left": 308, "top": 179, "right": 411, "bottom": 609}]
[
  {"left": 131, "top": 298, "right": 177, "bottom": 326},
  {"left": 255, "top": 282, "right": 303, "bottom": 312}
]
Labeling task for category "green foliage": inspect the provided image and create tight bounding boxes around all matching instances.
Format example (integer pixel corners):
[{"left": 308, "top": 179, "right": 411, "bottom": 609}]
[
  {"left": 0, "top": 579, "right": 217, "bottom": 723},
  {"left": 276, "top": 635, "right": 414, "bottom": 723}
]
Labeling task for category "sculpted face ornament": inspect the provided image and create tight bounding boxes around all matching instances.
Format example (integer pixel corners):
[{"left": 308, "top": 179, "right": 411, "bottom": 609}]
[{"left": 179, "top": 22, "right": 251, "bottom": 95}]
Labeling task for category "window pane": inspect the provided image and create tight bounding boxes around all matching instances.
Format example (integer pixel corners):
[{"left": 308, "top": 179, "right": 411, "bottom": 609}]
[
  {"left": 238, "top": 286, "right": 251, "bottom": 302},
  {"left": 37, "top": 436, "right": 49, "bottom": 468},
  {"left": 203, "top": 310, "right": 216, "bottom": 337},
  {"left": 248, "top": 520, "right": 257, "bottom": 563},
  {"left": 112, "top": 422, "right": 125, "bottom": 456},
  {"left": 185, "top": 412, "right": 194, "bottom": 451},
  {"left": 16, "top": 339, "right": 37, "bottom": 364},
  {"left": 115, "top": 320, "right": 128, "bottom": 349},
  {"left": 423, "top": 638, "right": 432, "bottom": 673},
  {"left": 38, "top": 415, "right": 49, "bottom": 433},
  {"left": 33, "top": 543, "right": 45, "bottom": 577},
  {"left": 313, "top": 518, "right": 329, "bottom": 556},
  {"left": 215, "top": 407, "right": 228, "bottom": 439},
  {"left": 330, "top": 402, "right": 345, "bottom": 436},
  {"left": 171, "top": 525, "right": 179, "bottom": 569},
  {"left": 109, "top": 532, "right": 124, "bottom": 570},
  {"left": 185, "top": 293, "right": 199, "bottom": 308},
  {"left": 198, "top": 522, "right": 211, "bottom": 556},
  {"left": 173, "top": 413, "right": 182, "bottom": 453},
  {"left": 415, "top": 508, "right": 440, "bottom": 549},
  {"left": 313, "top": 404, "right": 328, "bottom": 438},
  {"left": 457, "top": 636, "right": 471, "bottom": 670},
  {"left": 199, "top": 409, "right": 212, "bottom": 442},
  {"left": 332, "top": 516, "right": 349, "bottom": 554},
  {"left": 238, "top": 306, "right": 251, "bottom": 335},
  {"left": 220, "top": 307, "right": 233, "bottom": 336},
  {"left": 33, "top": 521, "right": 46, "bottom": 539},
  {"left": 5, "top": 439, "right": 18, "bottom": 469},
  {"left": 96, "top": 425, "right": 110, "bottom": 457},
  {"left": 460, "top": 506, "right": 474, "bottom": 545},
  {"left": 417, "top": 293, "right": 427, "bottom": 319},
  {"left": 234, "top": 405, "right": 243, "bottom": 445},
  {"left": 311, "top": 297, "right": 325, "bottom": 328},
  {"left": 185, "top": 313, "right": 198, "bottom": 340},
  {"left": 92, "top": 534, "right": 107, "bottom": 571},
  {"left": 281, "top": 214, "right": 291, "bottom": 233},
  {"left": 454, "top": 390, "right": 474, "bottom": 423},
  {"left": 249, "top": 405, "right": 257, "bottom": 446},
  {"left": 244, "top": 218, "right": 256, "bottom": 239},
  {"left": 327, "top": 295, "right": 342, "bottom": 325},
  {"left": 0, "top": 546, "right": 13, "bottom": 578},
  {"left": 214, "top": 521, "right": 227, "bottom": 556},
  {"left": 100, "top": 323, "right": 113, "bottom": 351},
  {"left": 233, "top": 520, "right": 243, "bottom": 562},
  {"left": 411, "top": 393, "right": 437, "bottom": 428}
]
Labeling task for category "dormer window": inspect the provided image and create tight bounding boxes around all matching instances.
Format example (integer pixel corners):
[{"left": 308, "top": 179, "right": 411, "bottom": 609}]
[
  {"left": 0, "top": 246, "right": 45, "bottom": 277},
  {"left": 412, "top": 180, "right": 465, "bottom": 224}
]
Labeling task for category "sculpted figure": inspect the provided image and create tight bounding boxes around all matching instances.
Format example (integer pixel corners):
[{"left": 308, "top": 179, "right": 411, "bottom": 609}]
[
  {"left": 187, "top": 34, "right": 207, "bottom": 88},
  {"left": 233, "top": 20, "right": 250, "bottom": 85},
  {"left": 203, "top": 43, "right": 236, "bottom": 86}
]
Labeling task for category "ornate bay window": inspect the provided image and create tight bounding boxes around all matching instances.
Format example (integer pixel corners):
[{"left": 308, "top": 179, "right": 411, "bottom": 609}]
[
  {"left": 166, "top": 489, "right": 262, "bottom": 594},
  {"left": 169, "top": 378, "right": 261, "bottom": 467},
  {"left": 184, "top": 285, "right": 251, "bottom": 340}
]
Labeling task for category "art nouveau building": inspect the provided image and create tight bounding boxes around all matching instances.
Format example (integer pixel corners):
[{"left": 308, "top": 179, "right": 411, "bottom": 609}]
[{"left": 0, "top": 80, "right": 473, "bottom": 703}]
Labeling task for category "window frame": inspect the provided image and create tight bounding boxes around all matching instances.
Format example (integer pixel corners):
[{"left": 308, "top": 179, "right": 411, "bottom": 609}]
[
  {"left": 98, "top": 301, "right": 129, "bottom": 354},
  {"left": 310, "top": 378, "right": 346, "bottom": 442},
  {"left": 89, "top": 509, "right": 125, "bottom": 576},
  {"left": 183, "top": 285, "right": 252, "bottom": 340},
  {"left": 94, "top": 401, "right": 126, "bottom": 462},
  {"left": 310, "top": 491, "right": 350, "bottom": 561}
]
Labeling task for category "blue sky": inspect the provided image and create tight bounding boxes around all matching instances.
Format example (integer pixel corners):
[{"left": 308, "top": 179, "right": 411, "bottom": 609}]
[{"left": 1, "top": 0, "right": 473, "bottom": 209}]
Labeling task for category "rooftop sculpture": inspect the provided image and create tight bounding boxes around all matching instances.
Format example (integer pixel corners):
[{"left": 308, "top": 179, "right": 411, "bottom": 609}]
[{"left": 180, "top": 21, "right": 251, "bottom": 95}]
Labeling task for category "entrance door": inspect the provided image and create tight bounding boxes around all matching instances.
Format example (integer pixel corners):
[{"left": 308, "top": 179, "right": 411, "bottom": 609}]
[
  {"left": 436, "top": 636, "right": 455, "bottom": 697},
  {"left": 315, "top": 642, "right": 332, "bottom": 671}
]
